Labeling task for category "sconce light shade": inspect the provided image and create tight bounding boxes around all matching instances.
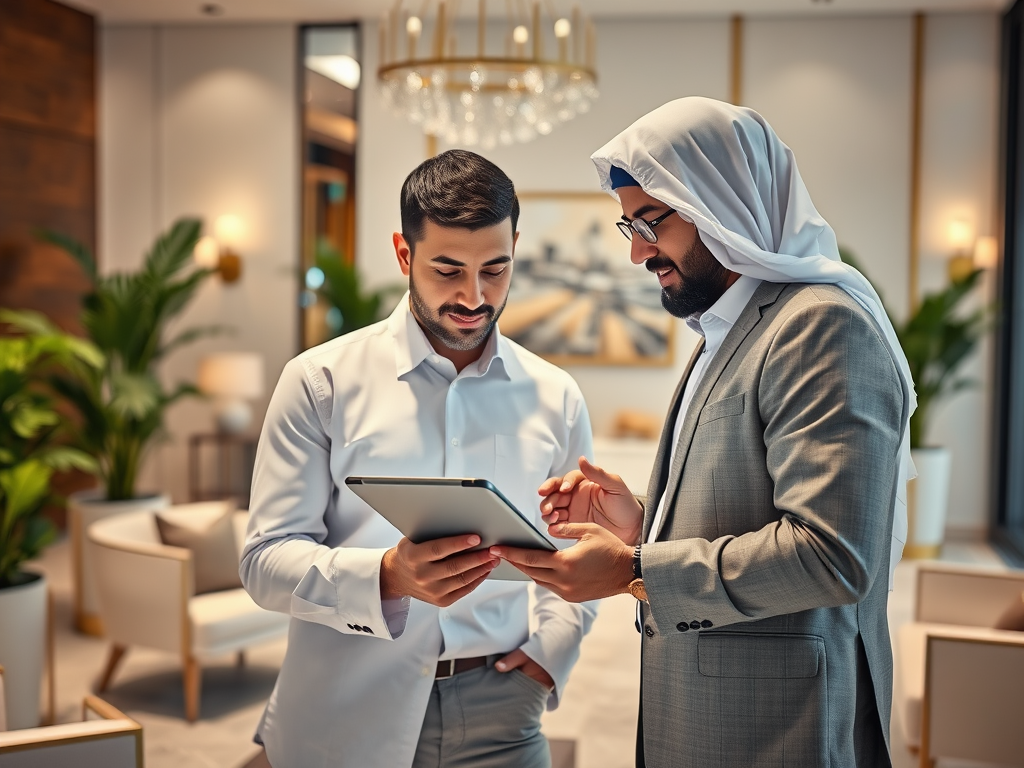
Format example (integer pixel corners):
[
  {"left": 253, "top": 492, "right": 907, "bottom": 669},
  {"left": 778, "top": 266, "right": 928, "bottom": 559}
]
[
  {"left": 214, "top": 214, "right": 245, "bottom": 250},
  {"left": 197, "top": 352, "right": 265, "bottom": 433},
  {"left": 947, "top": 218, "right": 974, "bottom": 253},
  {"left": 974, "top": 235, "right": 999, "bottom": 269},
  {"left": 193, "top": 235, "right": 220, "bottom": 269}
]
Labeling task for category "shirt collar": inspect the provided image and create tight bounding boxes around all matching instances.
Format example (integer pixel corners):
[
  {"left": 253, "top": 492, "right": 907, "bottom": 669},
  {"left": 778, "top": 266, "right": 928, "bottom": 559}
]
[
  {"left": 685, "top": 274, "right": 762, "bottom": 353},
  {"left": 389, "top": 293, "right": 513, "bottom": 381}
]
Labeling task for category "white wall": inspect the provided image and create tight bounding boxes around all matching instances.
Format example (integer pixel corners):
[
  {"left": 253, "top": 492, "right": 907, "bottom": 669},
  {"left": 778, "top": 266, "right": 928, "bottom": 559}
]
[
  {"left": 100, "top": 13, "right": 1000, "bottom": 535},
  {"left": 100, "top": 23, "right": 298, "bottom": 501}
]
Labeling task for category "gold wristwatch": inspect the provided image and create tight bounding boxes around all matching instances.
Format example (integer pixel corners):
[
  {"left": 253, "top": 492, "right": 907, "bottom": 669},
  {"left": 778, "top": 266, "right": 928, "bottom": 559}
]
[
  {"left": 629, "top": 544, "right": 647, "bottom": 602},
  {"left": 628, "top": 578, "right": 648, "bottom": 602}
]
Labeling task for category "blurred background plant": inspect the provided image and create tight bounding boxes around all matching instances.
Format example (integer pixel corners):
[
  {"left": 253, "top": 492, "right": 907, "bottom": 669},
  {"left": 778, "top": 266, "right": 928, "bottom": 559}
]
[
  {"left": 304, "top": 238, "right": 404, "bottom": 341},
  {"left": 41, "top": 218, "right": 224, "bottom": 501},
  {"left": 0, "top": 310, "right": 101, "bottom": 587}
]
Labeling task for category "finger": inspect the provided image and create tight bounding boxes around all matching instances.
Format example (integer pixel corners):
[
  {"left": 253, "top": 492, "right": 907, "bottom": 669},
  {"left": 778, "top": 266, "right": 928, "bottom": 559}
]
[
  {"left": 440, "top": 570, "right": 492, "bottom": 604},
  {"left": 440, "top": 557, "right": 498, "bottom": 590},
  {"left": 537, "top": 476, "right": 564, "bottom": 496},
  {"left": 489, "top": 545, "right": 556, "bottom": 569},
  {"left": 558, "top": 468, "right": 587, "bottom": 493},
  {"left": 540, "top": 508, "right": 566, "bottom": 525},
  {"left": 578, "top": 457, "right": 629, "bottom": 492},
  {"left": 415, "top": 534, "right": 482, "bottom": 563},
  {"left": 434, "top": 549, "right": 497, "bottom": 582},
  {"left": 548, "top": 522, "right": 601, "bottom": 540},
  {"left": 494, "top": 648, "right": 529, "bottom": 672}
]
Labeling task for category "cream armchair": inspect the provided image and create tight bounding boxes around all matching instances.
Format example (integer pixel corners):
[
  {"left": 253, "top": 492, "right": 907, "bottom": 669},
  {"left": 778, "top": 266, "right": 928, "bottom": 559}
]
[
  {"left": 87, "top": 502, "right": 289, "bottom": 722},
  {"left": 0, "top": 666, "right": 142, "bottom": 767},
  {"left": 894, "top": 562, "right": 1024, "bottom": 767}
]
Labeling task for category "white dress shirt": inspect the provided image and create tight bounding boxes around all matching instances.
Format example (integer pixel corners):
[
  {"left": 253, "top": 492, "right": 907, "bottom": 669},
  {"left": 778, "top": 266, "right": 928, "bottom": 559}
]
[
  {"left": 241, "top": 295, "right": 597, "bottom": 768},
  {"left": 647, "top": 275, "right": 762, "bottom": 542}
]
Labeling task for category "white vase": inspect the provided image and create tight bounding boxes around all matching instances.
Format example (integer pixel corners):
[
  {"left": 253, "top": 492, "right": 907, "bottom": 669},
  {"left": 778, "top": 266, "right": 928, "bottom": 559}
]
[
  {"left": 0, "top": 572, "right": 48, "bottom": 729},
  {"left": 68, "top": 488, "right": 169, "bottom": 635},
  {"left": 906, "top": 447, "right": 952, "bottom": 559}
]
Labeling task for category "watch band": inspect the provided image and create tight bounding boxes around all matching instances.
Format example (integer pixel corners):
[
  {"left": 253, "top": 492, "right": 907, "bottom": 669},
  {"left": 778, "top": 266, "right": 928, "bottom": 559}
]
[{"left": 633, "top": 544, "right": 643, "bottom": 580}]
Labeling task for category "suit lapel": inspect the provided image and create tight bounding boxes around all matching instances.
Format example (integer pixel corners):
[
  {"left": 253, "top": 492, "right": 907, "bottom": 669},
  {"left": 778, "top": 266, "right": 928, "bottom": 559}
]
[
  {"left": 642, "top": 339, "right": 704, "bottom": 542},
  {"left": 651, "top": 281, "right": 787, "bottom": 542}
]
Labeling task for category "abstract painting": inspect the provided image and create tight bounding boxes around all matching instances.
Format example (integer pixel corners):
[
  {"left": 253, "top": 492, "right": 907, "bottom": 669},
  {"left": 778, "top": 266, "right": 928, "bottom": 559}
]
[{"left": 500, "top": 193, "right": 674, "bottom": 366}]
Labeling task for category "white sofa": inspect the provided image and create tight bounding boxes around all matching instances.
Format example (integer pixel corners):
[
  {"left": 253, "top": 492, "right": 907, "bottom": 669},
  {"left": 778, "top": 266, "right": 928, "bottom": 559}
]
[
  {"left": 894, "top": 562, "right": 1024, "bottom": 767},
  {"left": 87, "top": 502, "right": 289, "bottom": 722}
]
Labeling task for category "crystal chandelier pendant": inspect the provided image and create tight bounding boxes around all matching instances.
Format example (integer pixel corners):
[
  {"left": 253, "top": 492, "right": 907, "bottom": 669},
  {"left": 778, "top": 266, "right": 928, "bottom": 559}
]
[{"left": 378, "top": 1, "right": 598, "bottom": 148}]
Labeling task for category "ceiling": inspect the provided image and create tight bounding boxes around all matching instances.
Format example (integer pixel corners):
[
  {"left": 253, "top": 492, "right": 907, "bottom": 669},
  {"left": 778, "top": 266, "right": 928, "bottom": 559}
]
[{"left": 67, "top": 0, "right": 1009, "bottom": 24}]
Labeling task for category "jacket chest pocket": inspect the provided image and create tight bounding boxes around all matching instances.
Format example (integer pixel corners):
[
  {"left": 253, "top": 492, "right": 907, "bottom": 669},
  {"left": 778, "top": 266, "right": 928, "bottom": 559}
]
[
  {"left": 697, "top": 392, "right": 745, "bottom": 426},
  {"left": 493, "top": 435, "right": 556, "bottom": 523}
]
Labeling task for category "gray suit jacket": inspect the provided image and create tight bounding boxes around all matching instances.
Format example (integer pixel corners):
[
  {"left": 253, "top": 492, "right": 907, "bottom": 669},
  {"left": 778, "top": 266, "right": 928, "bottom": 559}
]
[{"left": 637, "top": 282, "right": 907, "bottom": 768}]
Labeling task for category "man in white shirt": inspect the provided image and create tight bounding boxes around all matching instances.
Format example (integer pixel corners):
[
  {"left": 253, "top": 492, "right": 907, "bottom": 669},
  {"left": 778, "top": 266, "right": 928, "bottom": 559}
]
[
  {"left": 492, "top": 98, "right": 912, "bottom": 767},
  {"left": 241, "top": 149, "right": 596, "bottom": 768}
]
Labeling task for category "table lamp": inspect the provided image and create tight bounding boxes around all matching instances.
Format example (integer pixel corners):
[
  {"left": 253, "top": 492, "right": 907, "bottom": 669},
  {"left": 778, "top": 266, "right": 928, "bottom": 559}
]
[{"left": 197, "top": 352, "right": 265, "bottom": 433}]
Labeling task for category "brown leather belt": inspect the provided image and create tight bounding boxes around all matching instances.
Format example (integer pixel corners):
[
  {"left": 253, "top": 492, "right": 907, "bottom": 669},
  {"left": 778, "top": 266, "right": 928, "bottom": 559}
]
[{"left": 435, "top": 655, "right": 490, "bottom": 679}]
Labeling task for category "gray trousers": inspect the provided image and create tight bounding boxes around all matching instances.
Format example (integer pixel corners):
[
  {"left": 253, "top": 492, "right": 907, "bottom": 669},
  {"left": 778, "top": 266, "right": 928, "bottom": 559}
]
[{"left": 412, "top": 657, "right": 552, "bottom": 768}]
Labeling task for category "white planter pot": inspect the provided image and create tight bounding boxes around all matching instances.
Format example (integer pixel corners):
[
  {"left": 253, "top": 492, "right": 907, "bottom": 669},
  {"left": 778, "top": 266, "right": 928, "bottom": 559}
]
[
  {"left": 68, "top": 488, "right": 169, "bottom": 635},
  {"left": 0, "top": 572, "right": 47, "bottom": 729},
  {"left": 906, "top": 447, "right": 952, "bottom": 559}
]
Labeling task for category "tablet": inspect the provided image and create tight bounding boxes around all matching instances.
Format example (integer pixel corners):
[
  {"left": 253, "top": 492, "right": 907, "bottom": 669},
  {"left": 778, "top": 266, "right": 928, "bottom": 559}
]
[{"left": 344, "top": 476, "right": 556, "bottom": 581}]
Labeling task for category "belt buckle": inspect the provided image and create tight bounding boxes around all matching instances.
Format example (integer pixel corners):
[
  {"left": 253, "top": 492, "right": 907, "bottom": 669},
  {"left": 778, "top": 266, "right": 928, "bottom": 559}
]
[{"left": 437, "top": 659, "right": 456, "bottom": 679}]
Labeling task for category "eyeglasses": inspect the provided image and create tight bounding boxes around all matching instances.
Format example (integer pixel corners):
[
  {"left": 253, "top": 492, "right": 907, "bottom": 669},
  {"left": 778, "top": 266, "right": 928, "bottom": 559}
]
[{"left": 616, "top": 208, "right": 676, "bottom": 244}]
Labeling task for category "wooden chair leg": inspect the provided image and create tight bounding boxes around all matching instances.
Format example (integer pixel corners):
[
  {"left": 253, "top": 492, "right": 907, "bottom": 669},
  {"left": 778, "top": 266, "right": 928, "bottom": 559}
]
[
  {"left": 183, "top": 656, "right": 202, "bottom": 722},
  {"left": 236, "top": 650, "right": 246, "bottom": 669},
  {"left": 95, "top": 644, "right": 127, "bottom": 693}
]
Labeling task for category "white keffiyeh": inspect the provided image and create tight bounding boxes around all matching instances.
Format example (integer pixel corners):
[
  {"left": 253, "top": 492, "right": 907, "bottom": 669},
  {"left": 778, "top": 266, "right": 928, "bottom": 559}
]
[{"left": 592, "top": 96, "right": 916, "bottom": 589}]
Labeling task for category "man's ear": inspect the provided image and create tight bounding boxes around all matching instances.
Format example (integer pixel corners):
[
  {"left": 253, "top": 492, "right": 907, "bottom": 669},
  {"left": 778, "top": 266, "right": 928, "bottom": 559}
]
[{"left": 393, "top": 232, "right": 412, "bottom": 276}]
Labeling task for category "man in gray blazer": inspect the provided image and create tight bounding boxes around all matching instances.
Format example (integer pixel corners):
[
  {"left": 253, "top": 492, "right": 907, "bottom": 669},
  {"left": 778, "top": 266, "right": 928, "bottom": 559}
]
[{"left": 492, "top": 97, "right": 915, "bottom": 768}]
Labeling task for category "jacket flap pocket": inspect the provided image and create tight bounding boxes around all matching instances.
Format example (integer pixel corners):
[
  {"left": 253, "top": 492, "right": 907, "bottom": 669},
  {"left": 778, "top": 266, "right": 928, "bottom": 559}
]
[
  {"left": 698, "top": 633, "right": 822, "bottom": 678},
  {"left": 697, "top": 393, "right": 745, "bottom": 425}
]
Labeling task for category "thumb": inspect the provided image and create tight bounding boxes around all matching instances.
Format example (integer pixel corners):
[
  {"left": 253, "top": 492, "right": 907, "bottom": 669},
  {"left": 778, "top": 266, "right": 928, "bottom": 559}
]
[
  {"left": 578, "top": 456, "right": 628, "bottom": 493},
  {"left": 549, "top": 521, "right": 601, "bottom": 540},
  {"left": 495, "top": 647, "right": 529, "bottom": 672}
]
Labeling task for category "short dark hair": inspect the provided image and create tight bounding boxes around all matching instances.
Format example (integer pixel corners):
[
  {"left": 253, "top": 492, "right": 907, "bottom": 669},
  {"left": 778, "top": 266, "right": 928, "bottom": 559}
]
[{"left": 400, "top": 149, "right": 519, "bottom": 253}]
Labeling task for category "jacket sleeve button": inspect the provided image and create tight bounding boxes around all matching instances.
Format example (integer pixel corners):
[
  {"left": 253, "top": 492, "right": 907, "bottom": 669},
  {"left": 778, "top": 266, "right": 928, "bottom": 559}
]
[
  {"left": 644, "top": 626, "right": 655, "bottom": 637},
  {"left": 700, "top": 620, "right": 713, "bottom": 629},
  {"left": 362, "top": 626, "right": 374, "bottom": 634},
  {"left": 689, "top": 621, "right": 701, "bottom": 630},
  {"left": 675, "top": 622, "right": 689, "bottom": 632}
]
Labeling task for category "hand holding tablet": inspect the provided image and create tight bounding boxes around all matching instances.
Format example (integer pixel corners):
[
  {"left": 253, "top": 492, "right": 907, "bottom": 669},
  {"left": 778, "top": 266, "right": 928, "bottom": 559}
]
[{"left": 345, "top": 476, "right": 556, "bottom": 584}]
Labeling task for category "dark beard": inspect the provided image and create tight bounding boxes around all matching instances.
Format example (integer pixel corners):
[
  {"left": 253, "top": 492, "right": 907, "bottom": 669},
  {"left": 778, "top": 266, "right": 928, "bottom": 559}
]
[
  {"left": 409, "top": 272, "right": 507, "bottom": 352},
  {"left": 650, "top": 235, "right": 732, "bottom": 320}
]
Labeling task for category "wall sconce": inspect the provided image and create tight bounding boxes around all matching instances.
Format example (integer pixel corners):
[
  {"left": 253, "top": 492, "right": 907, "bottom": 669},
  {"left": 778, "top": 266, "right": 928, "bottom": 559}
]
[
  {"left": 946, "top": 217, "right": 975, "bottom": 282},
  {"left": 973, "top": 235, "right": 999, "bottom": 270},
  {"left": 193, "top": 214, "right": 245, "bottom": 283},
  {"left": 197, "top": 352, "right": 265, "bottom": 433}
]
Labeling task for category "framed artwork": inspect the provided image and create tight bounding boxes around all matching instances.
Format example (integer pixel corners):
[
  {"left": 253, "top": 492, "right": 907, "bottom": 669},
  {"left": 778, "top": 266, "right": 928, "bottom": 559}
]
[{"left": 500, "top": 192, "right": 674, "bottom": 366}]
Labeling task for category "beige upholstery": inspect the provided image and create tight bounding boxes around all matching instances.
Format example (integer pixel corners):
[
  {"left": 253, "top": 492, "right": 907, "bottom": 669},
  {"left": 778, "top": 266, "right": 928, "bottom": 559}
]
[
  {"left": 0, "top": 695, "right": 142, "bottom": 767},
  {"left": 86, "top": 502, "right": 289, "bottom": 721},
  {"left": 895, "top": 563, "right": 1024, "bottom": 766},
  {"left": 0, "top": 664, "right": 7, "bottom": 732}
]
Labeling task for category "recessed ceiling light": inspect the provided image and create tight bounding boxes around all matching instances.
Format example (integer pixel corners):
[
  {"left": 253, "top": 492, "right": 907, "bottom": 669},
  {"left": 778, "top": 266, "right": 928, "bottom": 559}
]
[{"left": 201, "top": 4, "right": 224, "bottom": 16}]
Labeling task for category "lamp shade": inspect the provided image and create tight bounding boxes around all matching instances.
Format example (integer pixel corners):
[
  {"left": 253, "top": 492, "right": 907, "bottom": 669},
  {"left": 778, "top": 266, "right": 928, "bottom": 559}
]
[{"left": 197, "top": 353, "right": 264, "bottom": 400}]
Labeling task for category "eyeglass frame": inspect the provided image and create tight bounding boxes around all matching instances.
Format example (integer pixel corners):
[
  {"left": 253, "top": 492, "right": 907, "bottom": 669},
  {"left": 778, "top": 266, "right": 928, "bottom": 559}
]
[{"left": 616, "top": 208, "right": 678, "bottom": 244}]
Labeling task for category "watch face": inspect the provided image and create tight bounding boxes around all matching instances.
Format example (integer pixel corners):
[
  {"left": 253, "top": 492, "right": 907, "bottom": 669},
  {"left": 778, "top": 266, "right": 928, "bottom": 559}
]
[{"left": 629, "top": 579, "right": 647, "bottom": 602}]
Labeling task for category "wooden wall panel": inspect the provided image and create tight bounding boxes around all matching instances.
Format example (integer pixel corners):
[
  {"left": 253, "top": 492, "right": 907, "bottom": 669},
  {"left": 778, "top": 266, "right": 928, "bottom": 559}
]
[
  {"left": 0, "top": 0, "right": 98, "bottom": 523},
  {"left": 0, "top": 0, "right": 95, "bottom": 334}
]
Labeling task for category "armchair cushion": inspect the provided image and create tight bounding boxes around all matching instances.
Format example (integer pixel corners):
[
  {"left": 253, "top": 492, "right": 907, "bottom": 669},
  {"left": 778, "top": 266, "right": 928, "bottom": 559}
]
[
  {"left": 190, "top": 588, "right": 290, "bottom": 655},
  {"left": 156, "top": 506, "right": 242, "bottom": 594}
]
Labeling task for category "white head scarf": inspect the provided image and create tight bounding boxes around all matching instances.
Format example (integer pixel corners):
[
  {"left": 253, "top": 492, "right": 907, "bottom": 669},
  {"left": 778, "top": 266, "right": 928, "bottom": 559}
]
[{"left": 592, "top": 96, "right": 915, "bottom": 589}]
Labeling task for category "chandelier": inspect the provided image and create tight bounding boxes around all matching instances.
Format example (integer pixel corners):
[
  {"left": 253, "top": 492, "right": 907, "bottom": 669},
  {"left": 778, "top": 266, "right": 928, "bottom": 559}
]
[{"left": 378, "top": 1, "right": 598, "bottom": 148}]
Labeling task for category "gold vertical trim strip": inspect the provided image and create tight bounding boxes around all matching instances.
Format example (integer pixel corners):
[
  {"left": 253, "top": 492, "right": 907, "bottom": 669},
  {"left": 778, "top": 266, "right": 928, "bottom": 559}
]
[
  {"left": 730, "top": 15, "right": 743, "bottom": 106},
  {"left": 909, "top": 12, "right": 925, "bottom": 314}
]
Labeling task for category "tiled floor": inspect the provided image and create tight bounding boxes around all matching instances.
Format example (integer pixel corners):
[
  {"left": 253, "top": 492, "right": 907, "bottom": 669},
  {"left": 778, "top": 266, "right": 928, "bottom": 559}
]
[{"left": 22, "top": 537, "right": 1012, "bottom": 768}]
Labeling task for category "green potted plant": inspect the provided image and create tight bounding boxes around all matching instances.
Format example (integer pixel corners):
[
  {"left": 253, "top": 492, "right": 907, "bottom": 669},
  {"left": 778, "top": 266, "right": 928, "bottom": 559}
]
[
  {"left": 841, "top": 249, "right": 991, "bottom": 557},
  {"left": 43, "top": 218, "right": 222, "bottom": 633},
  {"left": 307, "top": 239, "right": 404, "bottom": 343},
  {"left": 0, "top": 309, "right": 101, "bottom": 727}
]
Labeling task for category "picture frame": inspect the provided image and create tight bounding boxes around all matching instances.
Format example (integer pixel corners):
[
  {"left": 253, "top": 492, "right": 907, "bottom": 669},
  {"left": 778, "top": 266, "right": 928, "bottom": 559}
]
[{"left": 500, "top": 192, "right": 675, "bottom": 367}]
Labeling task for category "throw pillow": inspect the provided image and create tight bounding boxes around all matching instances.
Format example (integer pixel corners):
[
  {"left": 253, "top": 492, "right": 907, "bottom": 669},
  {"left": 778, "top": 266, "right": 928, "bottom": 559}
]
[
  {"left": 994, "top": 591, "right": 1024, "bottom": 631},
  {"left": 155, "top": 507, "right": 243, "bottom": 594}
]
